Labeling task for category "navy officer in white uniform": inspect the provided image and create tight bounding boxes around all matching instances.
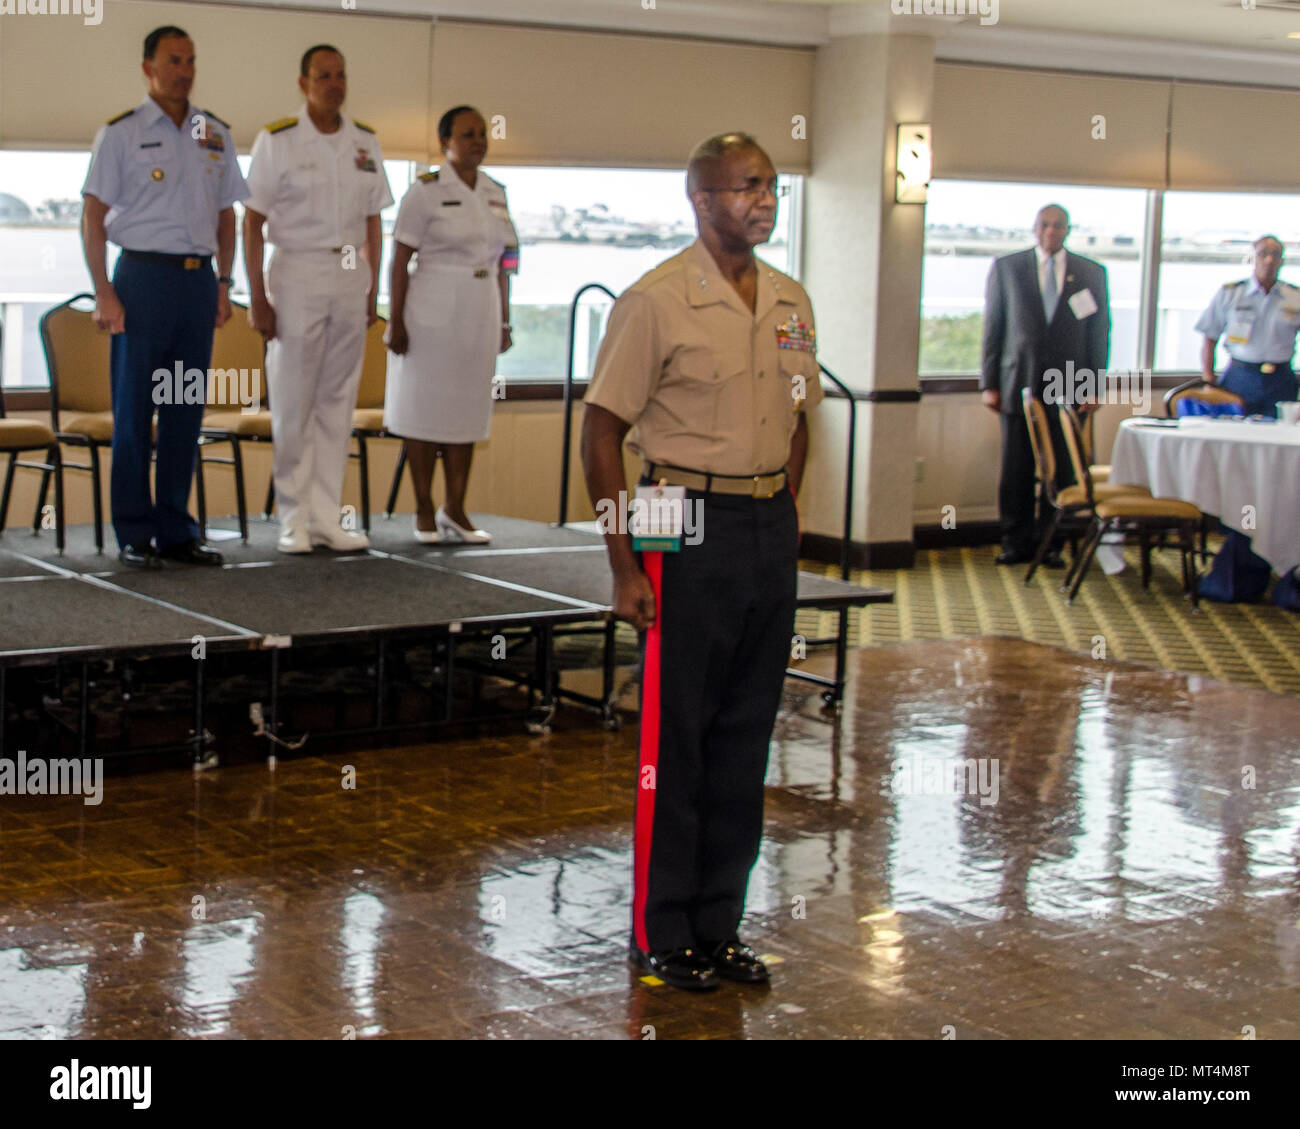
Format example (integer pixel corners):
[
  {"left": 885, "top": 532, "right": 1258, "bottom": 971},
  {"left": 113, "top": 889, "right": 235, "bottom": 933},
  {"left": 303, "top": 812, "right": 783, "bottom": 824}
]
[
  {"left": 81, "top": 24, "right": 248, "bottom": 568},
  {"left": 1196, "top": 234, "right": 1300, "bottom": 416},
  {"left": 243, "top": 43, "right": 393, "bottom": 553}
]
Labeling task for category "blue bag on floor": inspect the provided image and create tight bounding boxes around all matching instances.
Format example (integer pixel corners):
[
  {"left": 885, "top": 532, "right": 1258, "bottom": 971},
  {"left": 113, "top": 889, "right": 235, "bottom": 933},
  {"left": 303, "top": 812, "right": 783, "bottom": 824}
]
[
  {"left": 1198, "top": 530, "right": 1272, "bottom": 603},
  {"left": 1175, "top": 399, "right": 1244, "bottom": 418},
  {"left": 1272, "top": 568, "right": 1300, "bottom": 612}
]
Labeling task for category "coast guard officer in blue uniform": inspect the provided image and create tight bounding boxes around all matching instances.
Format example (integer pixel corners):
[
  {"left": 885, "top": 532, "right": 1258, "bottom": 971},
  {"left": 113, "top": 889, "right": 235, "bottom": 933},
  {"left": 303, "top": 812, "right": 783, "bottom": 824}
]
[
  {"left": 81, "top": 25, "right": 248, "bottom": 568},
  {"left": 1196, "top": 235, "right": 1300, "bottom": 416}
]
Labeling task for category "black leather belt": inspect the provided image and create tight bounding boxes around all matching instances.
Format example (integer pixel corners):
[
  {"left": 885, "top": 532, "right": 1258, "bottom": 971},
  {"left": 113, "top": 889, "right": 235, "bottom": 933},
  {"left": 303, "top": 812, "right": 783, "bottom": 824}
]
[
  {"left": 122, "top": 249, "right": 212, "bottom": 270},
  {"left": 643, "top": 462, "right": 788, "bottom": 498},
  {"left": 1230, "top": 359, "right": 1293, "bottom": 375}
]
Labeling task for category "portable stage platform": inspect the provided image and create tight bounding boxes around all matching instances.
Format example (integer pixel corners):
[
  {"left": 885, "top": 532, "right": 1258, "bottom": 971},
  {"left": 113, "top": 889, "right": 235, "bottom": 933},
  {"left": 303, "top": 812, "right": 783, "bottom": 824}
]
[{"left": 0, "top": 515, "right": 891, "bottom": 764}]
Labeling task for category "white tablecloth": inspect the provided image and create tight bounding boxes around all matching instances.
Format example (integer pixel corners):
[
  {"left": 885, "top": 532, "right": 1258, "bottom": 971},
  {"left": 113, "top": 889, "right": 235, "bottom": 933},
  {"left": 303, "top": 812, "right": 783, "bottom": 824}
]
[{"left": 1110, "top": 418, "right": 1300, "bottom": 574}]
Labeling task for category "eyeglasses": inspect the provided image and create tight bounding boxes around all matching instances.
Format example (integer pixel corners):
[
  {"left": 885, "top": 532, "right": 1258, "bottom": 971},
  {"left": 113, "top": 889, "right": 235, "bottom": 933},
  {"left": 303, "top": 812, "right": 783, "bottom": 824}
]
[{"left": 701, "top": 179, "right": 788, "bottom": 199}]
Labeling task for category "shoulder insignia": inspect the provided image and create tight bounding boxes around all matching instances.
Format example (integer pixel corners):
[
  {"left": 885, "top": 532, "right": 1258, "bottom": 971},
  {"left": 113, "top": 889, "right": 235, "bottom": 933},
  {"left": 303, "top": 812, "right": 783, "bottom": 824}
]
[
  {"left": 1224, "top": 279, "right": 1246, "bottom": 289},
  {"left": 266, "top": 116, "right": 298, "bottom": 134},
  {"left": 202, "top": 109, "right": 230, "bottom": 130},
  {"left": 354, "top": 120, "right": 376, "bottom": 134},
  {"left": 418, "top": 171, "right": 439, "bottom": 183},
  {"left": 106, "top": 108, "right": 135, "bottom": 126}
]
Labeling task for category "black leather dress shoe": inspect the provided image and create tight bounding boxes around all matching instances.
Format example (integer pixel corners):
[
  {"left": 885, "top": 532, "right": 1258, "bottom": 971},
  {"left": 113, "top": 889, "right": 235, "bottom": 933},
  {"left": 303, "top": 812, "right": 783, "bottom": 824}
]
[
  {"left": 1041, "top": 551, "right": 1066, "bottom": 569},
  {"left": 157, "top": 540, "right": 223, "bottom": 566},
  {"left": 118, "top": 544, "right": 163, "bottom": 570},
  {"left": 628, "top": 945, "right": 719, "bottom": 991},
  {"left": 702, "top": 938, "right": 769, "bottom": 984},
  {"left": 995, "top": 549, "right": 1033, "bottom": 566}
]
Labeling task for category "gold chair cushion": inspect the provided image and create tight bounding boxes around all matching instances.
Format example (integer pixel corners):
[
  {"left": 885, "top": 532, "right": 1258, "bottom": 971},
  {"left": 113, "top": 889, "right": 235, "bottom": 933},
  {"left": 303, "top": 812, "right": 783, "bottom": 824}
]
[
  {"left": 1057, "top": 482, "right": 1151, "bottom": 507},
  {"left": 203, "top": 411, "right": 273, "bottom": 439},
  {"left": 1091, "top": 464, "right": 1111, "bottom": 483},
  {"left": 352, "top": 409, "right": 386, "bottom": 433},
  {"left": 0, "top": 419, "right": 57, "bottom": 449},
  {"left": 1095, "top": 496, "right": 1202, "bottom": 520},
  {"left": 59, "top": 411, "right": 115, "bottom": 441}
]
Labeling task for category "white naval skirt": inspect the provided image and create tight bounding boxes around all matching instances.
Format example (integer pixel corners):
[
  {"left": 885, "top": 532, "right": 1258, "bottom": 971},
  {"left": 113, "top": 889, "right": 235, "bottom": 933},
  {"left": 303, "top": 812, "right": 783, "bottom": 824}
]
[{"left": 383, "top": 263, "right": 501, "bottom": 444}]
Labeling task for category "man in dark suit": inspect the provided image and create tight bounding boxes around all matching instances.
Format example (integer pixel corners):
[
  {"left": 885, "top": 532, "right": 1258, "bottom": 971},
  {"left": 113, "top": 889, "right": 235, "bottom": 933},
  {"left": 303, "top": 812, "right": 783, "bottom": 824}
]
[{"left": 981, "top": 204, "right": 1110, "bottom": 565}]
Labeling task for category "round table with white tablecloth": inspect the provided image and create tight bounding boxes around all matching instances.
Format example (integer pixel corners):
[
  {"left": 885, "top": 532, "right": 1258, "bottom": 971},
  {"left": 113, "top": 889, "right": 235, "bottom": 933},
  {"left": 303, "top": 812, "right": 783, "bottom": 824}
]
[{"left": 1110, "top": 417, "right": 1300, "bottom": 574}]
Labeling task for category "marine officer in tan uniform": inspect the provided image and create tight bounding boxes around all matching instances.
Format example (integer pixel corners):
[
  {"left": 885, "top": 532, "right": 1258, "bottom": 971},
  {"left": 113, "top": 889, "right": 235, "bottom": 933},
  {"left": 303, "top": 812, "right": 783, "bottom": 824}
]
[
  {"left": 582, "top": 132, "right": 822, "bottom": 992},
  {"left": 243, "top": 43, "right": 393, "bottom": 553}
]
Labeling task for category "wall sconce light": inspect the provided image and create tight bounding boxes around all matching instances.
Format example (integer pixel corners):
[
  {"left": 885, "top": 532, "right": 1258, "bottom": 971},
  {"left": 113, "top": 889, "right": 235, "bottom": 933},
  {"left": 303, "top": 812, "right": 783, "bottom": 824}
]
[{"left": 895, "top": 123, "right": 931, "bottom": 204}]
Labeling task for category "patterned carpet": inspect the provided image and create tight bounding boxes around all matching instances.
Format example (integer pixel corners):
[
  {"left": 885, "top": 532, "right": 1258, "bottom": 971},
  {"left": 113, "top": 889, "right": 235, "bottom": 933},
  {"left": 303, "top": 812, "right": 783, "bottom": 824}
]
[{"left": 793, "top": 543, "right": 1300, "bottom": 696}]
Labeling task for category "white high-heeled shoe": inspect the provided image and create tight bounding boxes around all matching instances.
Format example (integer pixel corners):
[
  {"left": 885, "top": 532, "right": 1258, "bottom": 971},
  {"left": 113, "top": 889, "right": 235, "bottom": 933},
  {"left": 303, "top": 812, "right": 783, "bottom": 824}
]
[
  {"left": 412, "top": 515, "right": 441, "bottom": 544},
  {"left": 435, "top": 506, "right": 491, "bottom": 544}
]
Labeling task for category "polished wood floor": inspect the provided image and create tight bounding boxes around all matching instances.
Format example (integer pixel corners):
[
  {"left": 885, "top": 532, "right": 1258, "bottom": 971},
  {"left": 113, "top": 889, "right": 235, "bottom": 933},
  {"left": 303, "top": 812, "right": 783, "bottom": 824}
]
[{"left": 1, "top": 638, "right": 1297, "bottom": 1039}]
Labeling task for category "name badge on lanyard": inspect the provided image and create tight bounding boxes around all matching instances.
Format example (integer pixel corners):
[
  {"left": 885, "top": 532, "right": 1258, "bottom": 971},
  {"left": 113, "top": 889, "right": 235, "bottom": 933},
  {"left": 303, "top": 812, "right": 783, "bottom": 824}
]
[{"left": 631, "top": 484, "right": 686, "bottom": 552}]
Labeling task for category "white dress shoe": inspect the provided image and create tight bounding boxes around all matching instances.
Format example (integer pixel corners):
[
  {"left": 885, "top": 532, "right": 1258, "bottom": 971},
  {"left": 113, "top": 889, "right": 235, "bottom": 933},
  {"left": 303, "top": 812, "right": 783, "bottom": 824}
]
[
  {"left": 435, "top": 507, "right": 491, "bottom": 544},
  {"left": 412, "top": 516, "right": 441, "bottom": 544},
  {"left": 277, "top": 526, "right": 311, "bottom": 554},
  {"left": 310, "top": 525, "right": 370, "bottom": 552}
]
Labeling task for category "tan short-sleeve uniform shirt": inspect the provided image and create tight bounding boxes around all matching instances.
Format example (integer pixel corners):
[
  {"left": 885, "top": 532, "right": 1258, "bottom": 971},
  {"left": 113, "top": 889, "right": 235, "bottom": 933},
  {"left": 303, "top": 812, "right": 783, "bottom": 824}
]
[{"left": 585, "top": 239, "right": 822, "bottom": 477}]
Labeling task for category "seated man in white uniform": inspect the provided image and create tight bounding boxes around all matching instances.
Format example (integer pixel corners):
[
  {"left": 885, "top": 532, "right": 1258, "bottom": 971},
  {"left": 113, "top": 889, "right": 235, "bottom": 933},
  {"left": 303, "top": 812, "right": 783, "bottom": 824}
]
[{"left": 243, "top": 43, "right": 393, "bottom": 552}]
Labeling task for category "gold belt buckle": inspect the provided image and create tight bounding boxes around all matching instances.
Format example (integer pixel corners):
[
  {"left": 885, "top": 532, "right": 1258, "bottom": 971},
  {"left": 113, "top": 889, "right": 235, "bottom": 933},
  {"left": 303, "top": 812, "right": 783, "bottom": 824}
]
[
  {"left": 473, "top": 269, "right": 489, "bottom": 279},
  {"left": 752, "top": 473, "right": 778, "bottom": 499},
  {"left": 183, "top": 256, "right": 201, "bottom": 271},
  {"left": 1261, "top": 362, "right": 1277, "bottom": 374}
]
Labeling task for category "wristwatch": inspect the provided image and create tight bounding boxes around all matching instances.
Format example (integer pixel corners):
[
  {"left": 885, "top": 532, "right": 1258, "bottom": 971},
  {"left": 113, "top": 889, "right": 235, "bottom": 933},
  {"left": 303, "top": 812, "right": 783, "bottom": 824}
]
[{"left": 218, "top": 275, "right": 234, "bottom": 286}]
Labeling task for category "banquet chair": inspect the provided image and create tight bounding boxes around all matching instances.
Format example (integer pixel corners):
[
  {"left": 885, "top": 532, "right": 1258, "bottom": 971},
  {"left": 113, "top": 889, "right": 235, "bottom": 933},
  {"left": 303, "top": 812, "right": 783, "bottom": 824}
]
[
  {"left": 1163, "top": 379, "right": 1246, "bottom": 418},
  {"left": 198, "top": 301, "right": 273, "bottom": 541},
  {"left": 349, "top": 315, "right": 391, "bottom": 534},
  {"left": 0, "top": 385, "right": 64, "bottom": 553},
  {"left": 37, "top": 293, "right": 114, "bottom": 551},
  {"left": 1059, "top": 406, "right": 1202, "bottom": 607},
  {"left": 1076, "top": 405, "right": 1110, "bottom": 483},
  {"left": 1021, "top": 391, "right": 1149, "bottom": 584},
  {"left": 1160, "top": 379, "right": 1245, "bottom": 559}
]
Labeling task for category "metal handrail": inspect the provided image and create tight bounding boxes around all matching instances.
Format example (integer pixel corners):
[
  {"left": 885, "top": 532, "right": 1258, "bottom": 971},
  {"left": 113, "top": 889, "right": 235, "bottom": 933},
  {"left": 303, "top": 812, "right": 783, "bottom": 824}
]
[
  {"left": 817, "top": 362, "right": 856, "bottom": 583},
  {"left": 557, "top": 282, "right": 617, "bottom": 525}
]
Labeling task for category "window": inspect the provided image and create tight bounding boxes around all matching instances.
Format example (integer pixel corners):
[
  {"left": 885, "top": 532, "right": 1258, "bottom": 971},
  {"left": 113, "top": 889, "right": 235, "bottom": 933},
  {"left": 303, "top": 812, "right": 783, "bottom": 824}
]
[
  {"left": 1156, "top": 191, "right": 1300, "bottom": 372},
  {"left": 484, "top": 166, "right": 800, "bottom": 381},
  {"left": 0, "top": 150, "right": 95, "bottom": 388},
  {"left": 0, "top": 152, "right": 417, "bottom": 389},
  {"left": 1, "top": 153, "right": 798, "bottom": 389},
  {"left": 920, "top": 180, "right": 1147, "bottom": 376}
]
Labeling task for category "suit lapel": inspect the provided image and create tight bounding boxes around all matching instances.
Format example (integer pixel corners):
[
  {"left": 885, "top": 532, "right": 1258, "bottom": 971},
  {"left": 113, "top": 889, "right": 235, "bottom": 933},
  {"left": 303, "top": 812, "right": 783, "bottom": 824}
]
[{"left": 1019, "top": 249, "right": 1048, "bottom": 334}]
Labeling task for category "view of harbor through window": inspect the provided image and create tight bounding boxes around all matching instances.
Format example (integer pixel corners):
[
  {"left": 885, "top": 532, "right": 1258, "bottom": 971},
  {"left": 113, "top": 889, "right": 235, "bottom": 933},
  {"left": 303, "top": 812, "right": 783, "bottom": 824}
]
[
  {"left": 921, "top": 179, "right": 1300, "bottom": 378},
  {"left": 0, "top": 153, "right": 796, "bottom": 388},
  {"left": 1156, "top": 191, "right": 1300, "bottom": 372},
  {"left": 920, "top": 180, "right": 1145, "bottom": 375}
]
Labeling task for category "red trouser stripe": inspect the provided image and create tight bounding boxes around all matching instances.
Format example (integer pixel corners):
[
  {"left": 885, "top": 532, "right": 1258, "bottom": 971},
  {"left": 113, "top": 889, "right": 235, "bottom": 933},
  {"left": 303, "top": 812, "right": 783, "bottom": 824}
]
[{"left": 632, "top": 551, "right": 663, "bottom": 954}]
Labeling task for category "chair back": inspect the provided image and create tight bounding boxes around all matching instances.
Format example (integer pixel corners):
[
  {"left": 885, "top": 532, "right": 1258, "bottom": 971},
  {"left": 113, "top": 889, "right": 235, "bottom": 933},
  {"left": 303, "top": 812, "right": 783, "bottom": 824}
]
[
  {"left": 1164, "top": 378, "right": 1245, "bottom": 418},
  {"left": 210, "top": 301, "right": 267, "bottom": 411},
  {"left": 40, "top": 293, "right": 111, "bottom": 423},
  {"left": 1021, "top": 389, "right": 1056, "bottom": 489},
  {"left": 1059, "top": 405, "right": 1095, "bottom": 505},
  {"left": 355, "top": 315, "right": 388, "bottom": 410}
]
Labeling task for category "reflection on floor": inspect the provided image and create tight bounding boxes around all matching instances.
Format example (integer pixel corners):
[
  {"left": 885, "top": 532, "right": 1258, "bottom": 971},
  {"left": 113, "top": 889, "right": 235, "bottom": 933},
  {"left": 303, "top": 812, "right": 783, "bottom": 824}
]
[{"left": 1, "top": 638, "right": 1297, "bottom": 1039}]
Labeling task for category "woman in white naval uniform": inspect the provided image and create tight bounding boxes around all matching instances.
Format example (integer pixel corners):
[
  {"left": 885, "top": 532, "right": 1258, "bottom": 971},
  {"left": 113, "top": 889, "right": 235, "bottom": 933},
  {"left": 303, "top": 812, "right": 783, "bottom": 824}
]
[{"left": 384, "top": 105, "right": 518, "bottom": 543}]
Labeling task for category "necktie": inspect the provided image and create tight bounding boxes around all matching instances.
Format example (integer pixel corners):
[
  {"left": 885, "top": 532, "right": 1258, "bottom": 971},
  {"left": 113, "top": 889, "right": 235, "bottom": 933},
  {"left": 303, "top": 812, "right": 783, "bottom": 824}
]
[{"left": 1042, "top": 254, "right": 1059, "bottom": 322}]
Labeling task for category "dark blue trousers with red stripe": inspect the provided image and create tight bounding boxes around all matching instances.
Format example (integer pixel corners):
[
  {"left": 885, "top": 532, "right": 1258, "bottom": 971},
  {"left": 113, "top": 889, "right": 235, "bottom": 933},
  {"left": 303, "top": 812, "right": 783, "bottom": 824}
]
[{"left": 633, "top": 487, "right": 798, "bottom": 954}]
